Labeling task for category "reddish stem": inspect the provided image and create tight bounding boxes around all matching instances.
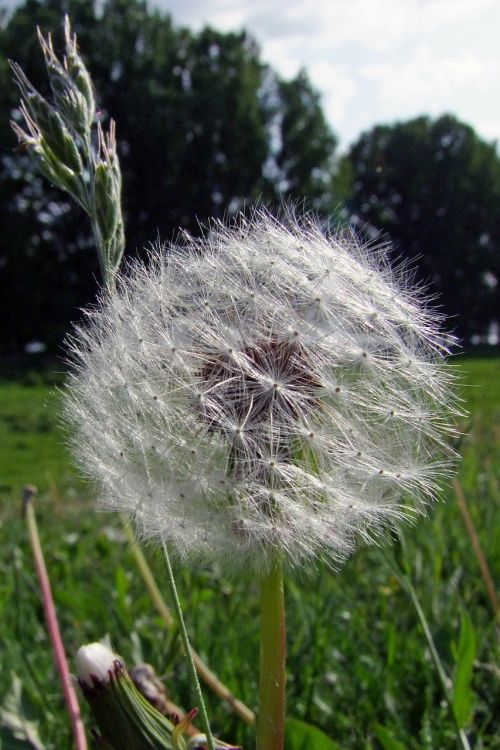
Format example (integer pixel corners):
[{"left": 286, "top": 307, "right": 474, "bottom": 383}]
[
  {"left": 453, "top": 478, "right": 499, "bottom": 617},
  {"left": 23, "top": 485, "right": 88, "bottom": 750}
]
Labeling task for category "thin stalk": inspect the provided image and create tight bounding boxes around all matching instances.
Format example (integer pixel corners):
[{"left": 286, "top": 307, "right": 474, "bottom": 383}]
[
  {"left": 160, "top": 538, "right": 215, "bottom": 750},
  {"left": 256, "top": 556, "right": 286, "bottom": 750},
  {"left": 453, "top": 478, "right": 499, "bottom": 617},
  {"left": 123, "top": 519, "right": 174, "bottom": 627},
  {"left": 402, "top": 576, "right": 472, "bottom": 750},
  {"left": 22, "top": 485, "right": 88, "bottom": 750},
  {"left": 122, "top": 518, "right": 255, "bottom": 724}
]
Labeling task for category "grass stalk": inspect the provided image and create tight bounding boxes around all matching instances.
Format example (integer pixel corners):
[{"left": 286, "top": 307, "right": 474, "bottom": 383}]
[
  {"left": 453, "top": 478, "right": 499, "bottom": 617},
  {"left": 160, "top": 537, "right": 216, "bottom": 750},
  {"left": 123, "top": 519, "right": 174, "bottom": 628},
  {"left": 256, "top": 556, "right": 286, "bottom": 750},
  {"left": 122, "top": 518, "right": 255, "bottom": 724},
  {"left": 22, "top": 485, "right": 88, "bottom": 750},
  {"left": 401, "top": 575, "right": 472, "bottom": 750}
]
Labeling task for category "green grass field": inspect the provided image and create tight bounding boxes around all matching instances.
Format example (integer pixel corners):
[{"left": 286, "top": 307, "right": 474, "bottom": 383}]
[{"left": 0, "top": 357, "right": 498, "bottom": 749}]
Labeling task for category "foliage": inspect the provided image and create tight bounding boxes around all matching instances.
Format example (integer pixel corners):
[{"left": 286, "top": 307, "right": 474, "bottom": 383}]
[
  {"left": 346, "top": 115, "right": 500, "bottom": 345},
  {"left": 285, "top": 718, "right": 341, "bottom": 750},
  {"left": 0, "top": 357, "right": 498, "bottom": 748},
  {"left": 2, "top": 3, "right": 499, "bottom": 353},
  {"left": 452, "top": 613, "right": 477, "bottom": 730},
  {"left": 0, "top": 0, "right": 338, "bottom": 353}
]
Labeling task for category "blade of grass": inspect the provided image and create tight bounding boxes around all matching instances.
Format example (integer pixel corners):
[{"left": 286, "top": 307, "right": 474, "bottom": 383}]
[
  {"left": 400, "top": 575, "right": 472, "bottom": 750},
  {"left": 452, "top": 612, "right": 476, "bottom": 729},
  {"left": 22, "top": 485, "right": 87, "bottom": 750},
  {"left": 122, "top": 517, "right": 255, "bottom": 725},
  {"left": 160, "top": 537, "right": 215, "bottom": 750}
]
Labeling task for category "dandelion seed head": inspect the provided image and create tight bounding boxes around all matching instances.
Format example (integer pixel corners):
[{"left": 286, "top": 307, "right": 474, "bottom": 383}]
[{"left": 65, "top": 211, "right": 458, "bottom": 573}]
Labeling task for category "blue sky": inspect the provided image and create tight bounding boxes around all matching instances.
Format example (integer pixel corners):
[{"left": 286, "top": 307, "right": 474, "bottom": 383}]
[
  {"left": 4, "top": 0, "right": 499, "bottom": 149},
  {"left": 152, "top": 0, "right": 500, "bottom": 150}
]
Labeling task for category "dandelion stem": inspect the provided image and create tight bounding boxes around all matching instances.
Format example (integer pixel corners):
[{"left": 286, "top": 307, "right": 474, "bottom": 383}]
[
  {"left": 256, "top": 555, "right": 286, "bottom": 750},
  {"left": 23, "top": 485, "right": 88, "bottom": 750},
  {"left": 160, "top": 538, "right": 215, "bottom": 750}
]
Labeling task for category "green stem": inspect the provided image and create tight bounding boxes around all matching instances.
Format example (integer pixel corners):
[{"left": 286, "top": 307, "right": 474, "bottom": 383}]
[
  {"left": 160, "top": 538, "right": 215, "bottom": 750},
  {"left": 256, "top": 555, "right": 286, "bottom": 750},
  {"left": 404, "top": 578, "right": 472, "bottom": 750},
  {"left": 123, "top": 518, "right": 256, "bottom": 724}
]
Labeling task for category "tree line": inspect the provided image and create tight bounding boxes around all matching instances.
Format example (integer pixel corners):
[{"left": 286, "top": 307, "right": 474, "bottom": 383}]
[{"left": 1, "top": 0, "right": 498, "bottom": 351}]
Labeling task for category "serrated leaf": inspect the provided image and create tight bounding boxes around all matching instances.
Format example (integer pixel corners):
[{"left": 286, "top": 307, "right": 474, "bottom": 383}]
[
  {"left": 373, "top": 723, "right": 406, "bottom": 750},
  {"left": 452, "top": 612, "right": 477, "bottom": 728},
  {"left": 0, "top": 674, "right": 46, "bottom": 750},
  {"left": 285, "top": 718, "right": 341, "bottom": 750}
]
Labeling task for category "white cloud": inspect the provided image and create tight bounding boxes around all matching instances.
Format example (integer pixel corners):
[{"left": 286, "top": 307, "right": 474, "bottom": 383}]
[
  {"left": 308, "top": 62, "right": 359, "bottom": 125},
  {"left": 154, "top": 0, "right": 500, "bottom": 148},
  {"left": 361, "top": 50, "right": 487, "bottom": 109},
  {"left": 181, "top": 0, "right": 496, "bottom": 54}
]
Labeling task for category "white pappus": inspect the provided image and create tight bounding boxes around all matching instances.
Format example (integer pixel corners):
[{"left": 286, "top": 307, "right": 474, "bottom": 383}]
[{"left": 64, "top": 211, "right": 458, "bottom": 573}]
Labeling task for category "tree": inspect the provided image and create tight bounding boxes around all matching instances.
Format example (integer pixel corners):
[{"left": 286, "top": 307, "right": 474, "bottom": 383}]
[
  {"left": 346, "top": 115, "right": 500, "bottom": 344},
  {"left": 261, "top": 69, "right": 337, "bottom": 210},
  {"left": 0, "top": 0, "right": 339, "bottom": 352}
]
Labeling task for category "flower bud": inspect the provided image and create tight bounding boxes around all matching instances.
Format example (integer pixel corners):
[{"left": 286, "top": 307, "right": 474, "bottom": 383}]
[
  {"left": 76, "top": 642, "right": 118, "bottom": 686},
  {"left": 76, "top": 642, "right": 186, "bottom": 750}
]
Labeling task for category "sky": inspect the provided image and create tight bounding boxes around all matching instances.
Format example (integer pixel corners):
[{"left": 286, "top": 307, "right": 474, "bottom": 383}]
[{"left": 149, "top": 0, "right": 500, "bottom": 150}]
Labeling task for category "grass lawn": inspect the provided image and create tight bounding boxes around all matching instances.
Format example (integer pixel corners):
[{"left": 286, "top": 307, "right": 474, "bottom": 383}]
[{"left": 0, "top": 356, "right": 498, "bottom": 749}]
